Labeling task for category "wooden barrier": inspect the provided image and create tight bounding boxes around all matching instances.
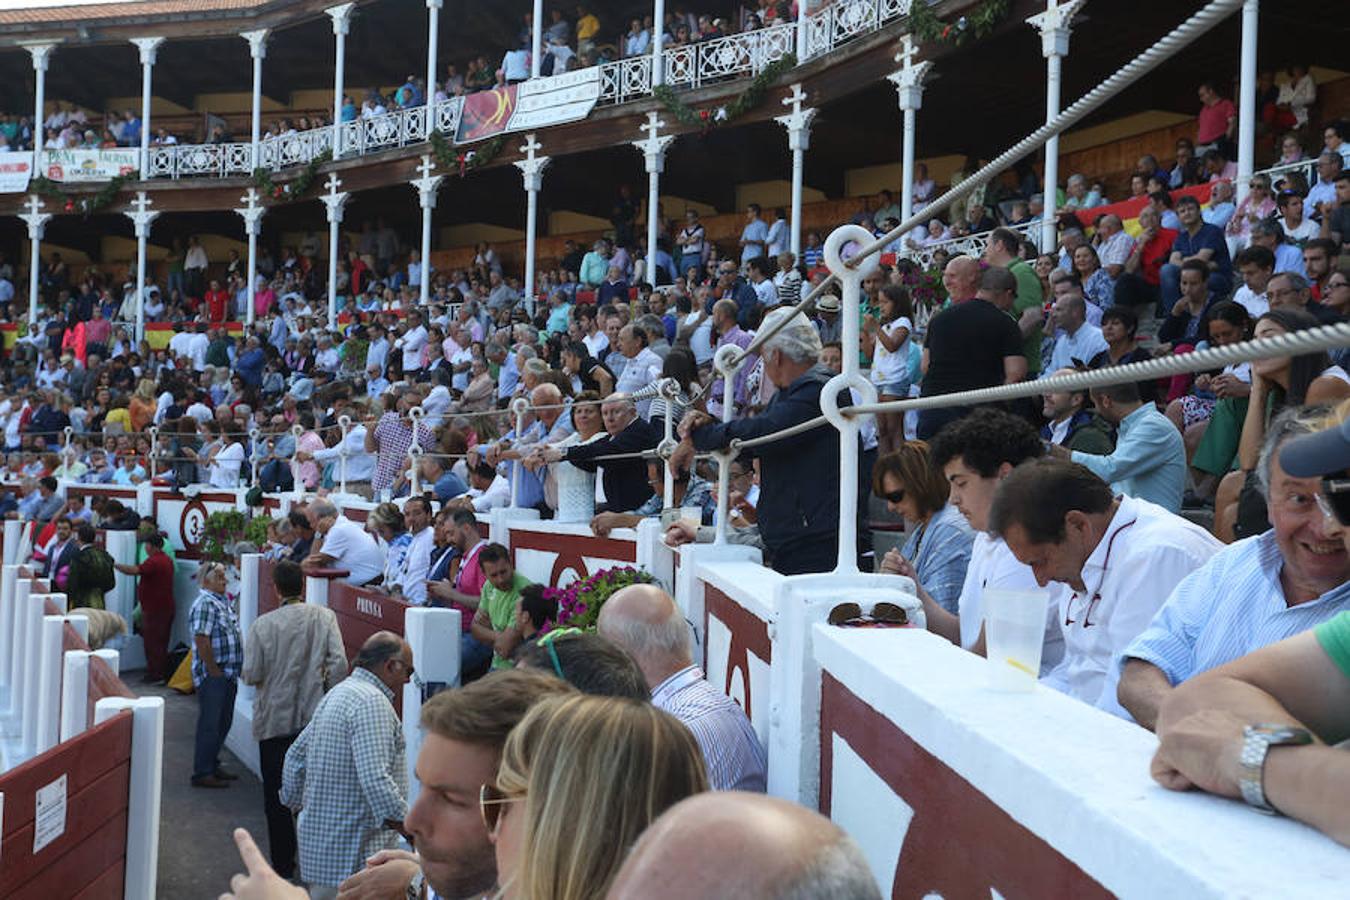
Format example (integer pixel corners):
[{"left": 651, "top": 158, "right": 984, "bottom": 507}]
[
  {"left": 326, "top": 579, "right": 411, "bottom": 663},
  {"left": 0, "top": 711, "right": 133, "bottom": 900}
]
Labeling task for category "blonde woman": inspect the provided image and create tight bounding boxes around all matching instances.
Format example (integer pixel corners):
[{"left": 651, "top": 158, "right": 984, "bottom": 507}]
[
  {"left": 129, "top": 378, "right": 158, "bottom": 434},
  {"left": 486, "top": 694, "right": 707, "bottom": 900}
]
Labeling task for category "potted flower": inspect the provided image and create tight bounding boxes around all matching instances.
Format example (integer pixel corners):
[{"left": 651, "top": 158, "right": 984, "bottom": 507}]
[{"left": 544, "top": 566, "right": 658, "bottom": 633}]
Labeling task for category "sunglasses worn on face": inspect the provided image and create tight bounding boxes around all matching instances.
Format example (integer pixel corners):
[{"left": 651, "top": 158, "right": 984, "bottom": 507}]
[
  {"left": 480, "top": 783, "right": 522, "bottom": 833},
  {"left": 1318, "top": 478, "right": 1350, "bottom": 527},
  {"left": 880, "top": 488, "right": 905, "bottom": 504}
]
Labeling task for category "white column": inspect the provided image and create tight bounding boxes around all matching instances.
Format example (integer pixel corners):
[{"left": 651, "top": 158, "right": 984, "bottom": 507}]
[
  {"left": 632, "top": 113, "right": 675, "bottom": 287},
  {"left": 124, "top": 191, "right": 159, "bottom": 345},
  {"left": 887, "top": 36, "right": 931, "bottom": 229},
  {"left": 20, "top": 194, "right": 51, "bottom": 328},
  {"left": 651, "top": 0, "right": 666, "bottom": 86},
  {"left": 1028, "top": 1, "right": 1085, "bottom": 252},
  {"left": 35, "top": 613, "right": 65, "bottom": 755},
  {"left": 1235, "top": 0, "right": 1259, "bottom": 204},
  {"left": 530, "top": 0, "right": 543, "bottom": 79},
  {"left": 242, "top": 29, "right": 269, "bottom": 170},
  {"left": 60, "top": 649, "right": 90, "bottom": 741},
  {"left": 320, "top": 173, "right": 350, "bottom": 330},
  {"left": 515, "top": 134, "right": 550, "bottom": 318},
  {"left": 327, "top": 3, "right": 355, "bottom": 160},
  {"left": 22, "top": 42, "right": 56, "bottom": 178},
  {"left": 796, "top": 0, "right": 810, "bottom": 60},
  {"left": 410, "top": 154, "right": 444, "bottom": 307},
  {"left": 131, "top": 37, "right": 165, "bottom": 179},
  {"left": 235, "top": 188, "right": 266, "bottom": 328},
  {"left": 95, "top": 697, "right": 166, "bottom": 900},
  {"left": 775, "top": 83, "right": 816, "bottom": 260},
  {"left": 426, "top": 0, "right": 442, "bottom": 123},
  {"left": 819, "top": 225, "right": 879, "bottom": 574}
]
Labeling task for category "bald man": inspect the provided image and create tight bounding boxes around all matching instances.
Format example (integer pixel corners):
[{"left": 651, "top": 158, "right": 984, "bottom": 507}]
[
  {"left": 599, "top": 584, "right": 766, "bottom": 791},
  {"left": 607, "top": 792, "right": 881, "bottom": 899},
  {"left": 918, "top": 262, "right": 1028, "bottom": 439}
]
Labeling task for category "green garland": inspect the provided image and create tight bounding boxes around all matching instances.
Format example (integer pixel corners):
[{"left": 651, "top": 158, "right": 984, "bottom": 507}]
[
  {"left": 652, "top": 53, "right": 797, "bottom": 131},
  {"left": 908, "top": 0, "right": 1009, "bottom": 45},
  {"left": 252, "top": 150, "right": 330, "bottom": 203},
  {"left": 430, "top": 130, "right": 506, "bottom": 177},
  {"left": 29, "top": 173, "right": 136, "bottom": 217}
]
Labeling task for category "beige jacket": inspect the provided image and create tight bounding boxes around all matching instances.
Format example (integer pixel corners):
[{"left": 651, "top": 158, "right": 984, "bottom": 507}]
[{"left": 242, "top": 603, "right": 348, "bottom": 741}]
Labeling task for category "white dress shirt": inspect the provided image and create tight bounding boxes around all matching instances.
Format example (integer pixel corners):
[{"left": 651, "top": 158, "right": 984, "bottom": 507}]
[
  {"left": 399, "top": 325, "right": 427, "bottom": 372},
  {"left": 1041, "top": 496, "right": 1222, "bottom": 714},
  {"left": 613, "top": 346, "right": 663, "bottom": 418},
  {"left": 400, "top": 526, "right": 435, "bottom": 606},
  {"left": 958, "top": 532, "right": 1066, "bottom": 675}
]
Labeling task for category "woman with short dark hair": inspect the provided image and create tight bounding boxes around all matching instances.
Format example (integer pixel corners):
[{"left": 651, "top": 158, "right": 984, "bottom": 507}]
[{"left": 874, "top": 441, "right": 975, "bottom": 614}]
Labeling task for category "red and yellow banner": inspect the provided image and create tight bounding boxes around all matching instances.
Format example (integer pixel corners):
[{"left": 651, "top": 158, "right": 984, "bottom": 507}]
[
  {"left": 456, "top": 85, "right": 518, "bottom": 144},
  {"left": 144, "top": 321, "right": 243, "bottom": 351},
  {"left": 1069, "top": 182, "right": 1216, "bottom": 237}
]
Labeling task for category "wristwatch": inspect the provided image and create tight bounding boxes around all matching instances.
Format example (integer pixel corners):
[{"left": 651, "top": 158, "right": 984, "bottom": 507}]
[
  {"left": 406, "top": 868, "right": 425, "bottom": 900},
  {"left": 1238, "top": 723, "right": 1313, "bottom": 814}
]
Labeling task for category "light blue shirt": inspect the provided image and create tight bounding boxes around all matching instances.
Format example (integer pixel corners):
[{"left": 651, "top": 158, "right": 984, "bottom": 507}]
[
  {"left": 1072, "top": 403, "right": 1185, "bottom": 512},
  {"left": 740, "top": 219, "right": 768, "bottom": 264},
  {"left": 1273, "top": 242, "right": 1306, "bottom": 277},
  {"left": 1119, "top": 530, "right": 1350, "bottom": 698},
  {"left": 1202, "top": 201, "right": 1235, "bottom": 229},
  {"left": 1044, "top": 322, "right": 1109, "bottom": 375},
  {"left": 902, "top": 503, "right": 975, "bottom": 615}
]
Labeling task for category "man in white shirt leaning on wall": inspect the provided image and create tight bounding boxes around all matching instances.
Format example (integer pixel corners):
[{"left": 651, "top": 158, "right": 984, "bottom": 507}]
[{"left": 988, "top": 457, "right": 1222, "bottom": 716}]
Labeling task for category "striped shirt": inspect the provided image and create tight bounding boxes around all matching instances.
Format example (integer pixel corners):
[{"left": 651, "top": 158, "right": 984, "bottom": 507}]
[
  {"left": 1120, "top": 530, "right": 1350, "bottom": 691},
  {"left": 281, "top": 667, "right": 407, "bottom": 888},
  {"left": 652, "top": 665, "right": 767, "bottom": 792}
]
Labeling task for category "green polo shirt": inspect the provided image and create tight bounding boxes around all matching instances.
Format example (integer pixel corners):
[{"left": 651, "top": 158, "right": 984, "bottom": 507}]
[
  {"left": 1008, "top": 258, "right": 1044, "bottom": 376},
  {"left": 1315, "top": 612, "right": 1350, "bottom": 681},
  {"left": 482, "top": 571, "right": 532, "bottom": 669}
]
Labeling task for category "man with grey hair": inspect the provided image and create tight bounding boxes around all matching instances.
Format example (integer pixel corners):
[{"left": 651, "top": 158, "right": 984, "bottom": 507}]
[
  {"left": 613, "top": 323, "right": 664, "bottom": 418},
  {"left": 282, "top": 631, "right": 413, "bottom": 898},
  {"left": 1044, "top": 289, "right": 1108, "bottom": 376},
  {"left": 1095, "top": 214, "right": 1135, "bottom": 279},
  {"left": 679, "top": 306, "right": 854, "bottom": 574},
  {"left": 607, "top": 792, "right": 882, "bottom": 900},
  {"left": 1116, "top": 406, "right": 1350, "bottom": 730},
  {"left": 542, "top": 394, "right": 659, "bottom": 513},
  {"left": 304, "top": 498, "right": 384, "bottom": 586},
  {"left": 599, "top": 584, "right": 766, "bottom": 791},
  {"left": 1249, "top": 216, "right": 1306, "bottom": 276},
  {"left": 1268, "top": 270, "right": 1341, "bottom": 324}
]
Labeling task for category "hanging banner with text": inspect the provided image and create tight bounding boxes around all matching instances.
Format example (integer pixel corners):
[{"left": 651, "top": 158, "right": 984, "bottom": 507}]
[
  {"left": 0, "top": 151, "right": 33, "bottom": 193},
  {"left": 455, "top": 68, "right": 601, "bottom": 144},
  {"left": 42, "top": 148, "right": 139, "bottom": 183}
]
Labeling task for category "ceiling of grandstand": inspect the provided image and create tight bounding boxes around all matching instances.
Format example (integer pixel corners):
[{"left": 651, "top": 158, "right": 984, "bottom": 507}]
[{"left": 0, "top": 0, "right": 1345, "bottom": 240}]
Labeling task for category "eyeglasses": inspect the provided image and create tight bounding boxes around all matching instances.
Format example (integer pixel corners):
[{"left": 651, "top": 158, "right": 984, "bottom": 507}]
[
  {"left": 1318, "top": 478, "right": 1350, "bottom": 527},
  {"left": 880, "top": 488, "right": 906, "bottom": 504},
  {"left": 1065, "top": 519, "right": 1135, "bottom": 628},
  {"left": 479, "top": 783, "right": 523, "bottom": 833}
]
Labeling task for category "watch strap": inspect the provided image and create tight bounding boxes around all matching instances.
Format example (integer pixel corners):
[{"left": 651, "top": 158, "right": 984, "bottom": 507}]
[{"left": 1238, "top": 724, "right": 1312, "bottom": 815}]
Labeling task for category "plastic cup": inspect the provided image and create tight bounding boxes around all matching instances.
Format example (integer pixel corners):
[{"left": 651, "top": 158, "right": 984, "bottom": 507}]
[
  {"left": 984, "top": 589, "right": 1050, "bottom": 693},
  {"left": 679, "top": 507, "right": 702, "bottom": 528}
]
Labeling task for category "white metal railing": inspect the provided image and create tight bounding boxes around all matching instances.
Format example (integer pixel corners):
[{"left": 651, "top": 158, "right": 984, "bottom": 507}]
[
  {"left": 803, "top": 0, "right": 914, "bottom": 60},
  {"left": 1252, "top": 157, "right": 1318, "bottom": 190},
  {"left": 141, "top": 0, "right": 925, "bottom": 181},
  {"left": 153, "top": 99, "right": 462, "bottom": 180},
  {"left": 895, "top": 220, "right": 1039, "bottom": 270}
]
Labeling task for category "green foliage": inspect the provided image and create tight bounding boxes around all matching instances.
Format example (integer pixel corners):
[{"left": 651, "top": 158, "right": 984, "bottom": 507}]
[
  {"left": 652, "top": 53, "right": 797, "bottom": 132},
  {"left": 430, "top": 130, "right": 506, "bottom": 177},
  {"left": 907, "top": 0, "right": 1010, "bottom": 46},
  {"left": 243, "top": 515, "right": 272, "bottom": 549},
  {"left": 29, "top": 173, "right": 136, "bottom": 217},
  {"left": 201, "top": 509, "right": 248, "bottom": 563},
  {"left": 252, "top": 150, "right": 331, "bottom": 203}
]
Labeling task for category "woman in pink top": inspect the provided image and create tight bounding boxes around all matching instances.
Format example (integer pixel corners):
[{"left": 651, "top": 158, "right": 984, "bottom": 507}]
[
  {"left": 294, "top": 410, "right": 324, "bottom": 489},
  {"left": 1226, "top": 173, "right": 1277, "bottom": 254},
  {"left": 253, "top": 279, "right": 276, "bottom": 319}
]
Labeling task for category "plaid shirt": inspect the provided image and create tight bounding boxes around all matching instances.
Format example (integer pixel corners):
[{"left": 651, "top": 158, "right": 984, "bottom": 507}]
[
  {"left": 188, "top": 589, "right": 243, "bottom": 687},
  {"left": 280, "top": 666, "right": 408, "bottom": 888},
  {"left": 371, "top": 412, "right": 420, "bottom": 492}
]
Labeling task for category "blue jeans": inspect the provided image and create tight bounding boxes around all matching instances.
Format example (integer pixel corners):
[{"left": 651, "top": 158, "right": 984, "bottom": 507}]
[
  {"left": 1158, "top": 263, "right": 1231, "bottom": 317},
  {"left": 460, "top": 633, "right": 493, "bottom": 680},
  {"left": 194, "top": 675, "right": 238, "bottom": 780}
]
